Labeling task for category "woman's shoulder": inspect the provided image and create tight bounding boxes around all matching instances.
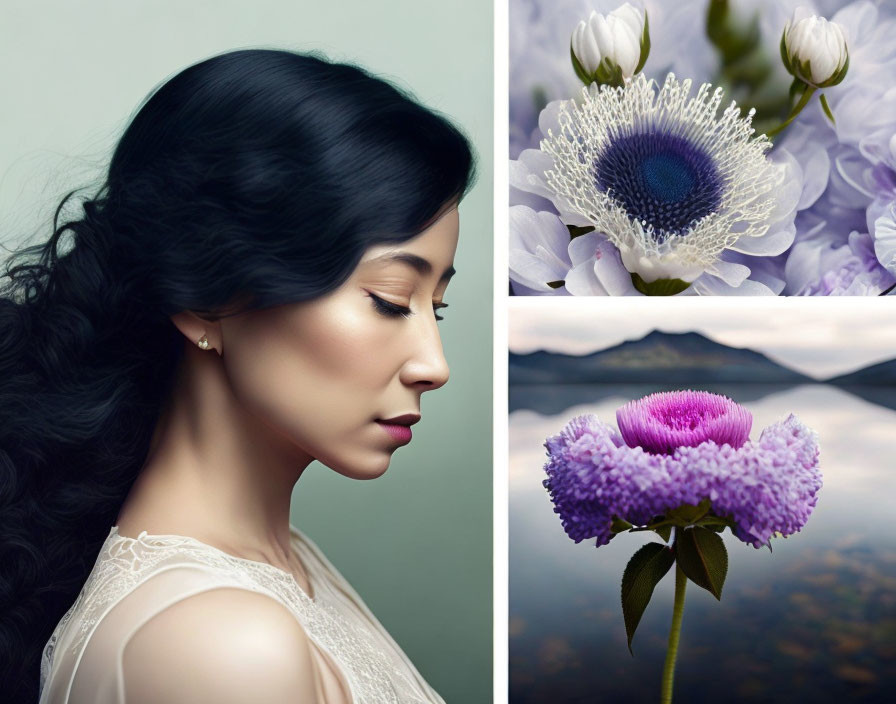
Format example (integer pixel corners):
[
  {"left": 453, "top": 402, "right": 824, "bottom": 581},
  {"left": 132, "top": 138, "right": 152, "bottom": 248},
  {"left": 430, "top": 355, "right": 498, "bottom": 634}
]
[
  {"left": 120, "top": 588, "right": 320, "bottom": 704},
  {"left": 46, "top": 527, "right": 319, "bottom": 703}
]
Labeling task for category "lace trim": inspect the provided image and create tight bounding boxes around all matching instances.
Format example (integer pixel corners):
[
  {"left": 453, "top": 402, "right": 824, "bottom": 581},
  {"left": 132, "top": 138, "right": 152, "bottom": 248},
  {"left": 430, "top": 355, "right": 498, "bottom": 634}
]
[{"left": 40, "top": 527, "right": 437, "bottom": 704}]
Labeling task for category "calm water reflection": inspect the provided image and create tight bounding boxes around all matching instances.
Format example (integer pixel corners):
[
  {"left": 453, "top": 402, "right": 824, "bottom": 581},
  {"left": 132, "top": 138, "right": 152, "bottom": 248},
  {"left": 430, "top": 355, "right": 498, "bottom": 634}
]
[{"left": 509, "top": 384, "right": 896, "bottom": 703}]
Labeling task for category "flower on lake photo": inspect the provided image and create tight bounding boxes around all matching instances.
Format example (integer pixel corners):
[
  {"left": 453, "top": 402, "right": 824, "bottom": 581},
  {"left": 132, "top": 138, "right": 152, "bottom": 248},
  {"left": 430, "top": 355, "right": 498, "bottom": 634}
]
[{"left": 542, "top": 389, "right": 822, "bottom": 702}]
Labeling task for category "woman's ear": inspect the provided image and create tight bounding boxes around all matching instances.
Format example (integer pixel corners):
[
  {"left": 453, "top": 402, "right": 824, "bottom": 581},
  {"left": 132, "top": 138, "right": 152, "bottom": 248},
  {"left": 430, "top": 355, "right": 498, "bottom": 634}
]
[{"left": 169, "top": 311, "right": 224, "bottom": 356}]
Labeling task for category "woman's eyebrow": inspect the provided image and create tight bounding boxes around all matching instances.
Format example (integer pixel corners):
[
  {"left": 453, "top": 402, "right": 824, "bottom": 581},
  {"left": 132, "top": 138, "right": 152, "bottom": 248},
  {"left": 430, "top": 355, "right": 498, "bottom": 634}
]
[{"left": 368, "top": 252, "right": 456, "bottom": 282}]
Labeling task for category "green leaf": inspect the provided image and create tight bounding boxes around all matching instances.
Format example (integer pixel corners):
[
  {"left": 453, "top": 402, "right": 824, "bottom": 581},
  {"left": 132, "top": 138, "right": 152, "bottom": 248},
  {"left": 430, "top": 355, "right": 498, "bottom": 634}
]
[
  {"left": 666, "top": 498, "right": 712, "bottom": 525},
  {"left": 675, "top": 527, "right": 728, "bottom": 600},
  {"left": 818, "top": 53, "right": 849, "bottom": 88},
  {"left": 652, "top": 525, "right": 672, "bottom": 542},
  {"left": 780, "top": 30, "right": 792, "bottom": 74},
  {"left": 630, "top": 273, "right": 691, "bottom": 296},
  {"left": 621, "top": 542, "right": 675, "bottom": 654},
  {"left": 611, "top": 516, "right": 634, "bottom": 534},
  {"left": 798, "top": 58, "right": 813, "bottom": 86},
  {"left": 694, "top": 513, "right": 736, "bottom": 532},
  {"left": 594, "top": 58, "right": 625, "bottom": 88},
  {"left": 634, "top": 11, "right": 650, "bottom": 75},
  {"left": 829, "top": 53, "right": 849, "bottom": 86}
]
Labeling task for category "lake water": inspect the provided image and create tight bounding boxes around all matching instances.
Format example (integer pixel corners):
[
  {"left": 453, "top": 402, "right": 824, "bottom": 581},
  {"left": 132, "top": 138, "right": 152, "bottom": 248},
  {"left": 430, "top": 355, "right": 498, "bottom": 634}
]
[{"left": 509, "top": 384, "right": 896, "bottom": 703}]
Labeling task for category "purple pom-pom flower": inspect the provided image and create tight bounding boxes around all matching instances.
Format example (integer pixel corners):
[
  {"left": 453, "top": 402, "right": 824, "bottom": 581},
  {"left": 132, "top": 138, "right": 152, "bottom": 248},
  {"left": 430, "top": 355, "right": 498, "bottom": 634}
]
[{"left": 543, "top": 390, "right": 822, "bottom": 549}]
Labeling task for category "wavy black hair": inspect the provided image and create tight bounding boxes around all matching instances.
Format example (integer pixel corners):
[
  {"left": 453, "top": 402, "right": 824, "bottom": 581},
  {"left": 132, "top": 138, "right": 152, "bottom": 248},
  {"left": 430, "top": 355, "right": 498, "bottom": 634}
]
[{"left": 0, "top": 48, "right": 475, "bottom": 703}]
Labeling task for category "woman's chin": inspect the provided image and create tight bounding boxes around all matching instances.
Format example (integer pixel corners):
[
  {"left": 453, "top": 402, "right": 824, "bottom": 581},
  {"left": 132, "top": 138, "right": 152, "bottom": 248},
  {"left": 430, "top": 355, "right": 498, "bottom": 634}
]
[{"left": 324, "top": 452, "right": 392, "bottom": 480}]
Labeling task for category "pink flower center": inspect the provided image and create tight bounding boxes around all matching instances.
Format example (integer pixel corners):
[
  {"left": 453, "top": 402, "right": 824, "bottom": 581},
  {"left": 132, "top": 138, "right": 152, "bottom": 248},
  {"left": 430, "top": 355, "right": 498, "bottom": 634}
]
[{"left": 616, "top": 390, "right": 752, "bottom": 454}]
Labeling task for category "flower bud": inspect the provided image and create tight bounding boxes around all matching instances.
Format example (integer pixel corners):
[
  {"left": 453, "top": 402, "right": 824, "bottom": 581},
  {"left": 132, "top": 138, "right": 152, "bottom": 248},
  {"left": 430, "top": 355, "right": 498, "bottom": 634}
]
[
  {"left": 781, "top": 8, "right": 849, "bottom": 88},
  {"left": 571, "top": 3, "right": 649, "bottom": 87}
]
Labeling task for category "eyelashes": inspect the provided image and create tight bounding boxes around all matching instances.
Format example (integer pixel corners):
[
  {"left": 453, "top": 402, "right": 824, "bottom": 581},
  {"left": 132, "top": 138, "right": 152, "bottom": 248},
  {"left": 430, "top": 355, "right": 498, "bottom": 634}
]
[
  {"left": 367, "top": 292, "right": 448, "bottom": 321},
  {"left": 369, "top": 293, "right": 411, "bottom": 319}
]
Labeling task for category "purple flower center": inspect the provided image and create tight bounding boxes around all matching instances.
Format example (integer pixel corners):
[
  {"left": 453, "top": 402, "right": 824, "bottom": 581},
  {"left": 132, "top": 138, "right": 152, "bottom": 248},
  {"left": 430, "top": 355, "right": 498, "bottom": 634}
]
[
  {"left": 593, "top": 131, "right": 724, "bottom": 240},
  {"left": 616, "top": 390, "right": 752, "bottom": 454}
]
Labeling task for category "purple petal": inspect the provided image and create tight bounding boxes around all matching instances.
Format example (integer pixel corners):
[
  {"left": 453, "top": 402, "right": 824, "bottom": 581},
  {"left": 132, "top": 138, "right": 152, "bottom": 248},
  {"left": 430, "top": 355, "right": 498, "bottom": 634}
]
[
  {"left": 615, "top": 390, "right": 753, "bottom": 454},
  {"left": 543, "top": 407, "right": 822, "bottom": 549}
]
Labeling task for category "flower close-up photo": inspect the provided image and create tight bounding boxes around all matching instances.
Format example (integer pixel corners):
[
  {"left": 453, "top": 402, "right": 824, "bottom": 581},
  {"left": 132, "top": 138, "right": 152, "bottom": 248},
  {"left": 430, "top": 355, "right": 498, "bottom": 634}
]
[{"left": 509, "top": 0, "right": 896, "bottom": 295}]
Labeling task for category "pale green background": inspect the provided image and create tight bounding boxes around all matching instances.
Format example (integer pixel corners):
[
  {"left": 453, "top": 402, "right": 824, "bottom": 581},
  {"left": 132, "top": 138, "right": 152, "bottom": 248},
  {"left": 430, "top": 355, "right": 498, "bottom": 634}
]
[{"left": 1, "top": 2, "right": 493, "bottom": 701}]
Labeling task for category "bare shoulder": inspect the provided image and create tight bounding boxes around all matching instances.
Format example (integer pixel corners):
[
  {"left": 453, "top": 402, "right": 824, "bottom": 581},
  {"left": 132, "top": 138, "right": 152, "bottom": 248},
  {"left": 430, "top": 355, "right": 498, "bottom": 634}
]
[{"left": 121, "top": 588, "right": 319, "bottom": 704}]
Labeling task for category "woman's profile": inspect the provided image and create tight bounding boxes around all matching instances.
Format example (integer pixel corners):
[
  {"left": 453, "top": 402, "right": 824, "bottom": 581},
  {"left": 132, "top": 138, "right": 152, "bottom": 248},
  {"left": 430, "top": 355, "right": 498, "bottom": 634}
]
[{"left": 0, "top": 48, "right": 475, "bottom": 704}]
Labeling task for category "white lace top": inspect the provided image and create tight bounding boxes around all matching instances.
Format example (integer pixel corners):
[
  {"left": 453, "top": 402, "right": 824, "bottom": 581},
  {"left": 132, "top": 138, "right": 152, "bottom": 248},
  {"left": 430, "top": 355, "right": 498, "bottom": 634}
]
[{"left": 38, "top": 524, "right": 444, "bottom": 704}]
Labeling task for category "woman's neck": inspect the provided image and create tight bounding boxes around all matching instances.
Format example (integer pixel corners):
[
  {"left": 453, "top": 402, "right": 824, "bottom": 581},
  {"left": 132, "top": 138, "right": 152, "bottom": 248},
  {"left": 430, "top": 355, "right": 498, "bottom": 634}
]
[{"left": 115, "top": 341, "right": 314, "bottom": 577}]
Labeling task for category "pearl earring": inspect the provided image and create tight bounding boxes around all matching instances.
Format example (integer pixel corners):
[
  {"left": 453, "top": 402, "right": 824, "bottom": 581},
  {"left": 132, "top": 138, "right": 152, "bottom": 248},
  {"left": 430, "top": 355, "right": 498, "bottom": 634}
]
[{"left": 197, "top": 334, "right": 209, "bottom": 350}]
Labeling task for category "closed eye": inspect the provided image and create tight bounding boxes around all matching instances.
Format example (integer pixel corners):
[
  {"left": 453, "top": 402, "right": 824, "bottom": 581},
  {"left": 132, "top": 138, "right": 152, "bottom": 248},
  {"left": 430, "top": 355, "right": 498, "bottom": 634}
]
[
  {"left": 368, "top": 292, "right": 412, "bottom": 318},
  {"left": 367, "top": 292, "right": 449, "bottom": 323}
]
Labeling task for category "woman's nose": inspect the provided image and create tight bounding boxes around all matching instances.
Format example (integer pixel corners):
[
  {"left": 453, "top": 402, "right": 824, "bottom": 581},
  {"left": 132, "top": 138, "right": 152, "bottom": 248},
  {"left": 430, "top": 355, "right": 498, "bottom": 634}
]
[{"left": 399, "top": 324, "right": 450, "bottom": 391}]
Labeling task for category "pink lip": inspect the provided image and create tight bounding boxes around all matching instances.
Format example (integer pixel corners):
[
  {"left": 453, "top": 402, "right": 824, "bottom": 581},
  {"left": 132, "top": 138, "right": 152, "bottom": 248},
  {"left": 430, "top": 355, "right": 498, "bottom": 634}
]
[{"left": 376, "top": 421, "right": 413, "bottom": 444}]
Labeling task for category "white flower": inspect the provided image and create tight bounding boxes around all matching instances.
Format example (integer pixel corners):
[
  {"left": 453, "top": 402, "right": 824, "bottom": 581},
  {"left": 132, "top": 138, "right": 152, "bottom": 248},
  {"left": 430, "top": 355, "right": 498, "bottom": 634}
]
[
  {"left": 781, "top": 7, "right": 849, "bottom": 87},
  {"left": 564, "top": 230, "right": 640, "bottom": 295},
  {"left": 571, "top": 3, "right": 649, "bottom": 86},
  {"left": 508, "top": 205, "right": 642, "bottom": 295},
  {"left": 509, "top": 205, "right": 573, "bottom": 294},
  {"left": 513, "top": 73, "right": 796, "bottom": 288}
]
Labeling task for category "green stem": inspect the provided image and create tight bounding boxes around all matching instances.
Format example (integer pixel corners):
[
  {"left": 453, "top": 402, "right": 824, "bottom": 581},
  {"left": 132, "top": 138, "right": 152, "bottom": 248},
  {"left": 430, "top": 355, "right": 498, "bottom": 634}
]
[
  {"left": 661, "top": 562, "right": 687, "bottom": 704},
  {"left": 765, "top": 83, "right": 816, "bottom": 139},
  {"left": 819, "top": 93, "right": 836, "bottom": 125}
]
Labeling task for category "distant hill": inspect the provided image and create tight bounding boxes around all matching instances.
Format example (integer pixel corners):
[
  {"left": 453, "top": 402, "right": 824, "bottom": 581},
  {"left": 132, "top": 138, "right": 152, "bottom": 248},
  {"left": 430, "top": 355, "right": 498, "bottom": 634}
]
[
  {"left": 827, "top": 359, "right": 896, "bottom": 385},
  {"left": 826, "top": 359, "right": 896, "bottom": 411},
  {"left": 509, "top": 330, "right": 813, "bottom": 385}
]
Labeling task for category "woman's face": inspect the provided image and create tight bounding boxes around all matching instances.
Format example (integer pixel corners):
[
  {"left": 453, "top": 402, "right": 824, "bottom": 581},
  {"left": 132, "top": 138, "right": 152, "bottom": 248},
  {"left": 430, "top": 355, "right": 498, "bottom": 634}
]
[{"left": 218, "top": 206, "right": 460, "bottom": 479}]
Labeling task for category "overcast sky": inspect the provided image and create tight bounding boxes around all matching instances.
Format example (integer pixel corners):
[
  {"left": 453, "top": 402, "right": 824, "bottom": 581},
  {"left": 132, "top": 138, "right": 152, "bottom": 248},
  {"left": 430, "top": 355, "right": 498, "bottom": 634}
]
[{"left": 508, "top": 298, "right": 896, "bottom": 379}]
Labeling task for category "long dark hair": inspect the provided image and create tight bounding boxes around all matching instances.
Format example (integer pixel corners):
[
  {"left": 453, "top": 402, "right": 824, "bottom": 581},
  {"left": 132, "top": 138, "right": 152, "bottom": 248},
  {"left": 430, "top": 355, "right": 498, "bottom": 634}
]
[{"left": 0, "top": 48, "right": 475, "bottom": 702}]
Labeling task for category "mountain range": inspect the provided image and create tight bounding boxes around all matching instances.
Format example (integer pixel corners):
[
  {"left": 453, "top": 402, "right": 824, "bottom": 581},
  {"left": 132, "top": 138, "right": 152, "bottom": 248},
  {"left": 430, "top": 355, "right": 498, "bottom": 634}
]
[
  {"left": 509, "top": 330, "right": 816, "bottom": 385},
  {"left": 509, "top": 330, "right": 896, "bottom": 413}
]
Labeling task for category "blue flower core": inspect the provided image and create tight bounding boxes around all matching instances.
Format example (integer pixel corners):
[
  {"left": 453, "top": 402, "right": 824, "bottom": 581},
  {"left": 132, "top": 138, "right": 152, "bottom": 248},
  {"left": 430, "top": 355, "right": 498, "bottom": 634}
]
[{"left": 594, "top": 131, "right": 723, "bottom": 237}]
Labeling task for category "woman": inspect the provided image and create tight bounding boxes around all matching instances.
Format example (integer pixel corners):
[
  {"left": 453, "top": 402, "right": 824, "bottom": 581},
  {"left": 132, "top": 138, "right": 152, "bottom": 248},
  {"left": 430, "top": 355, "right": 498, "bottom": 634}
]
[{"left": 0, "top": 48, "right": 475, "bottom": 703}]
